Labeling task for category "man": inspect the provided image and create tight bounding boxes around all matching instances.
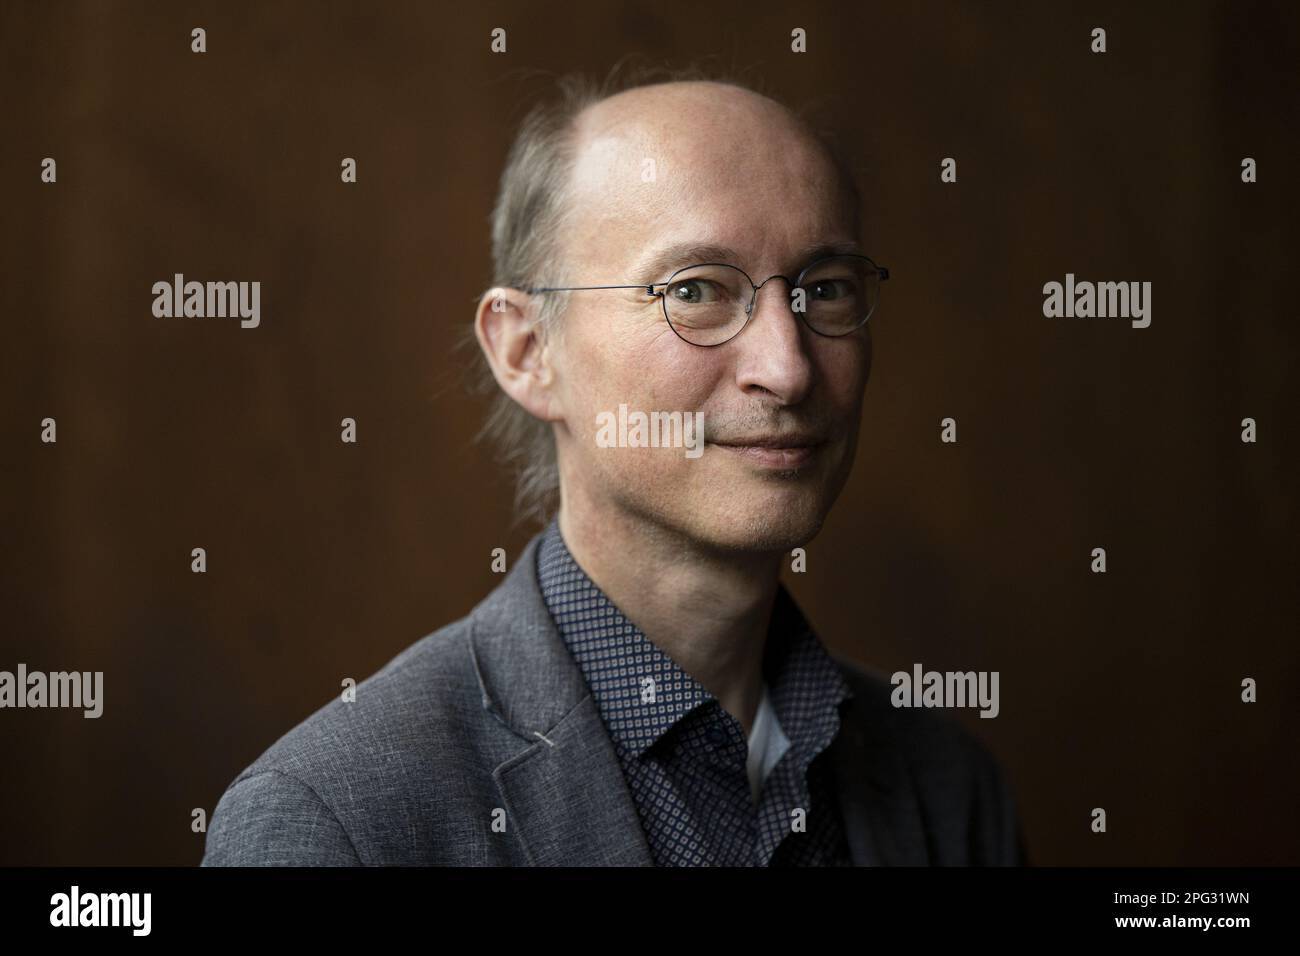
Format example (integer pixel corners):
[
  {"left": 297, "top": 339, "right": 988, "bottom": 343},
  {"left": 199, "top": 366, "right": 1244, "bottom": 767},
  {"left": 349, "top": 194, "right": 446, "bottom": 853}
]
[{"left": 202, "top": 69, "right": 1027, "bottom": 866}]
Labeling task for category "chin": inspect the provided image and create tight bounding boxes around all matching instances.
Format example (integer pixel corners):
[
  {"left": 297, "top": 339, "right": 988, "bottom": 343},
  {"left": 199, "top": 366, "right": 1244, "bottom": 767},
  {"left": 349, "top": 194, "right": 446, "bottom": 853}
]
[
  {"left": 685, "top": 492, "right": 831, "bottom": 554},
  {"left": 609, "top": 457, "right": 842, "bottom": 554}
]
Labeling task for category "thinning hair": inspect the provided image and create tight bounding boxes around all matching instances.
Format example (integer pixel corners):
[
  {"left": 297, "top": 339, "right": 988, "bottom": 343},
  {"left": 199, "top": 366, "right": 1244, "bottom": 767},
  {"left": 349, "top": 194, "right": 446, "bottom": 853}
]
[{"left": 463, "top": 58, "right": 863, "bottom": 528}]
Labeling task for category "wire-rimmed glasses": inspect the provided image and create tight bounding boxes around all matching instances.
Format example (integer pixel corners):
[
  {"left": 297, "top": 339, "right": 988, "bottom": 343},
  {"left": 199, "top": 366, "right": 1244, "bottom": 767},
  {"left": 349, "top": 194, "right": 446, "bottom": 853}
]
[{"left": 524, "top": 254, "right": 890, "bottom": 347}]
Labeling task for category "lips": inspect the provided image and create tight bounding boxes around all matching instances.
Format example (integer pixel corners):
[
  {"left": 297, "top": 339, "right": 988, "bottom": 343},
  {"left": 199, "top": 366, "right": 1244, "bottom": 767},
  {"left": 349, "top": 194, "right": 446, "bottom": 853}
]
[
  {"left": 713, "top": 435, "right": 824, "bottom": 448},
  {"left": 709, "top": 435, "right": 826, "bottom": 468}
]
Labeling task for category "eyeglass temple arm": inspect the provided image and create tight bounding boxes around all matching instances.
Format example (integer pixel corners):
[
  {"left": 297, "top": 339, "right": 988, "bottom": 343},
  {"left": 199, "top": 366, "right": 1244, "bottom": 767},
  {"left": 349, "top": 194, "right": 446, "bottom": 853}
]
[
  {"left": 524, "top": 265, "right": 890, "bottom": 295},
  {"left": 522, "top": 284, "right": 658, "bottom": 294}
]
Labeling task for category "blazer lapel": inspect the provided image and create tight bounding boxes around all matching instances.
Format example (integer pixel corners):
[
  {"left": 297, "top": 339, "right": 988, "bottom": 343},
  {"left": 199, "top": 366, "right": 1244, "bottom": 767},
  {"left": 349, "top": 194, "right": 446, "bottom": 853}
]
[
  {"left": 467, "top": 532, "right": 654, "bottom": 866},
  {"left": 827, "top": 694, "right": 932, "bottom": 866},
  {"left": 492, "top": 694, "right": 654, "bottom": 865}
]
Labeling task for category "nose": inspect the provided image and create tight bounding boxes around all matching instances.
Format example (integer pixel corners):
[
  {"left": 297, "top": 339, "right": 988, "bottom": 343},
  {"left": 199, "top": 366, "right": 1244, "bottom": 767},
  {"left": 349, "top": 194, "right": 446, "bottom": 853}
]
[{"left": 732, "top": 276, "right": 814, "bottom": 405}]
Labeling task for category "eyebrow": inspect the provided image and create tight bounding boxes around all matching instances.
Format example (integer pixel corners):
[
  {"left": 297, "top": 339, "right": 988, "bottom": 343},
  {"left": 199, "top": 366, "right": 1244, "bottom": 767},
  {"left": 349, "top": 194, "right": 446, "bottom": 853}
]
[{"left": 634, "top": 239, "right": 867, "bottom": 284}]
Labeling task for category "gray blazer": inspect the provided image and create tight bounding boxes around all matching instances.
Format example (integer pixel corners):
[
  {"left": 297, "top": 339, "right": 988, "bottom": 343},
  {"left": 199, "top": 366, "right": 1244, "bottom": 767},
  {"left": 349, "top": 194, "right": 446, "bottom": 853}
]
[{"left": 202, "top": 531, "right": 1027, "bottom": 866}]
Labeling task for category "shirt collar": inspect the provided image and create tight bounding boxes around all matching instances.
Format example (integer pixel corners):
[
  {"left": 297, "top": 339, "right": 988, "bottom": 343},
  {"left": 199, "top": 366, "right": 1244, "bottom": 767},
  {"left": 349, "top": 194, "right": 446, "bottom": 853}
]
[{"left": 536, "top": 518, "right": 853, "bottom": 763}]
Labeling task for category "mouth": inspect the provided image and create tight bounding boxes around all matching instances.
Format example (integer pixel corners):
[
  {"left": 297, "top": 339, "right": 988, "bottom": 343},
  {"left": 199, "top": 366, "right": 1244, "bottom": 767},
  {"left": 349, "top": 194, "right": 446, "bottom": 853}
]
[{"left": 707, "top": 436, "right": 827, "bottom": 469}]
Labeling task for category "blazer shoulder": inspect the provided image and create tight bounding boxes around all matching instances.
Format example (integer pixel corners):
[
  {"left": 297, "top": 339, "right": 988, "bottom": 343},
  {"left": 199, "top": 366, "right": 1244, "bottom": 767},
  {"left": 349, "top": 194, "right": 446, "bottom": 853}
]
[
  {"left": 243, "top": 614, "right": 482, "bottom": 775},
  {"left": 202, "top": 768, "right": 361, "bottom": 866},
  {"left": 832, "top": 655, "right": 1029, "bottom": 865},
  {"left": 205, "top": 613, "right": 502, "bottom": 865}
]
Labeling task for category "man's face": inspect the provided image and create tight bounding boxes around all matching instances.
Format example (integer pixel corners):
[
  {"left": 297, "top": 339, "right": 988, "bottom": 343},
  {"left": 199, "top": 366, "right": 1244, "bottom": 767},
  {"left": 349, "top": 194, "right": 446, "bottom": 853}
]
[{"left": 547, "top": 82, "right": 872, "bottom": 554}]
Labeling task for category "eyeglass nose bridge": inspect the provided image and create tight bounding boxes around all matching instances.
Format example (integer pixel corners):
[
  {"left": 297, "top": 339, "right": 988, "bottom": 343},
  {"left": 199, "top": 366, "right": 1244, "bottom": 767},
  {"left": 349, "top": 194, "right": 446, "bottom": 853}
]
[{"left": 741, "top": 272, "right": 796, "bottom": 317}]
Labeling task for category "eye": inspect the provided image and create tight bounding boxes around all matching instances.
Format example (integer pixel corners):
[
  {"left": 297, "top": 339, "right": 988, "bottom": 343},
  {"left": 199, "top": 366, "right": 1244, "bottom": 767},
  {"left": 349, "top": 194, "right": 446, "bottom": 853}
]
[
  {"left": 668, "top": 278, "right": 722, "bottom": 305},
  {"left": 808, "top": 278, "right": 854, "bottom": 300}
]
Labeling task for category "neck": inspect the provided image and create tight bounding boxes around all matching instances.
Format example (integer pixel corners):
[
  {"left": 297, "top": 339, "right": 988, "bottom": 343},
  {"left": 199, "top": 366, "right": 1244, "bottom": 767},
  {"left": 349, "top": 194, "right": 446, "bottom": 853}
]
[{"left": 556, "top": 496, "right": 783, "bottom": 737}]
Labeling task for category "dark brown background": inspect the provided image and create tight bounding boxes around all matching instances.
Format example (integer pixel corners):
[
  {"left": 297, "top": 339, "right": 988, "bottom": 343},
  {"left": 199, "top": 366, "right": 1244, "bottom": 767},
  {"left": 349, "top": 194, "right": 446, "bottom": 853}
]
[{"left": 2, "top": 0, "right": 1296, "bottom": 866}]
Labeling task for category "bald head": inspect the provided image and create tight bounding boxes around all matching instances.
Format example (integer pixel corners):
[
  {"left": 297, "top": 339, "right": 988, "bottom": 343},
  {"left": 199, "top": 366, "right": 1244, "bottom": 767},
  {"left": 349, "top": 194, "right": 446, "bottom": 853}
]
[{"left": 562, "top": 81, "right": 860, "bottom": 274}]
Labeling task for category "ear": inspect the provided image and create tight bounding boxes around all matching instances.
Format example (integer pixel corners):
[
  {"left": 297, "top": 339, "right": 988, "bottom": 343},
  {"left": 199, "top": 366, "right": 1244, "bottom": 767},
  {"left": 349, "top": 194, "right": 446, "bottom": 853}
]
[{"left": 474, "top": 287, "right": 561, "bottom": 423}]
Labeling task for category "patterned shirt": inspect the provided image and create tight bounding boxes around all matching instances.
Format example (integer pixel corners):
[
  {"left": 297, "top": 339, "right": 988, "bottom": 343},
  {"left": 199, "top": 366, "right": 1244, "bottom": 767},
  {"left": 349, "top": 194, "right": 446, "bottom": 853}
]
[{"left": 536, "top": 520, "right": 856, "bottom": 866}]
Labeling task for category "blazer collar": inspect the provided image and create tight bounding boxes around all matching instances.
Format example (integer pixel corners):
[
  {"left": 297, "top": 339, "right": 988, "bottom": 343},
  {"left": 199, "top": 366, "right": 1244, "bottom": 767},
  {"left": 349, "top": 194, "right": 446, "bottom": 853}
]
[{"left": 467, "top": 530, "right": 654, "bottom": 865}]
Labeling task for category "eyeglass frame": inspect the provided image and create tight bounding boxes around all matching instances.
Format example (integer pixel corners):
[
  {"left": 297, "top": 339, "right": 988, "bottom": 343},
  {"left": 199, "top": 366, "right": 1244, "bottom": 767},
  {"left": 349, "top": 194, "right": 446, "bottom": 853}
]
[{"left": 520, "top": 253, "right": 890, "bottom": 347}]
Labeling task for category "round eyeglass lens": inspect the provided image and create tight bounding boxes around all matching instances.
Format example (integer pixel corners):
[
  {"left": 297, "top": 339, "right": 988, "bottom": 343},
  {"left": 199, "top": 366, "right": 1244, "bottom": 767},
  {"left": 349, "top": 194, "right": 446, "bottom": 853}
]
[
  {"left": 661, "top": 263, "right": 753, "bottom": 346},
  {"left": 795, "top": 255, "right": 880, "bottom": 336}
]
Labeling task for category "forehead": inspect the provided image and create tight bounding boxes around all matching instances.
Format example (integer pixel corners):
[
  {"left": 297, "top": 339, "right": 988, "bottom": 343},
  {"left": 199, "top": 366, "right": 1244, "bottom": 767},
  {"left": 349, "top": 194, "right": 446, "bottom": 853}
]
[{"left": 563, "top": 83, "right": 857, "bottom": 275}]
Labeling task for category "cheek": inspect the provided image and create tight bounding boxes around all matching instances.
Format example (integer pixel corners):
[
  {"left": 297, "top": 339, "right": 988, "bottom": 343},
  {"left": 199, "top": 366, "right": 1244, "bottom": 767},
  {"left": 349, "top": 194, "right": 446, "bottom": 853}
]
[
  {"left": 641, "top": 346, "right": 725, "bottom": 412},
  {"left": 574, "top": 317, "right": 722, "bottom": 415},
  {"left": 814, "top": 335, "right": 870, "bottom": 409},
  {"left": 555, "top": 317, "right": 621, "bottom": 419}
]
